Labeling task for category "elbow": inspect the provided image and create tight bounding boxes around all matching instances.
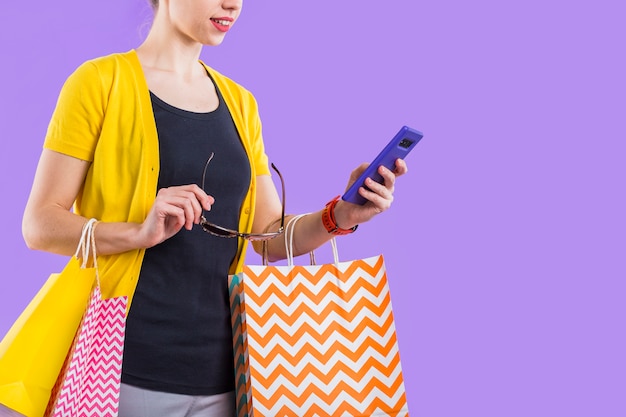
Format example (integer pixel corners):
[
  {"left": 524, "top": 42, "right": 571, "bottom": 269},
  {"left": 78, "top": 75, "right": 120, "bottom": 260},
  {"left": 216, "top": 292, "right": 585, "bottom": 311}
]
[
  {"left": 251, "top": 241, "right": 267, "bottom": 259},
  {"left": 22, "top": 205, "right": 79, "bottom": 257},
  {"left": 22, "top": 210, "right": 46, "bottom": 251},
  {"left": 251, "top": 241, "right": 283, "bottom": 263},
  {"left": 22, "top": 219, "right": 40, "bottom": 251}
]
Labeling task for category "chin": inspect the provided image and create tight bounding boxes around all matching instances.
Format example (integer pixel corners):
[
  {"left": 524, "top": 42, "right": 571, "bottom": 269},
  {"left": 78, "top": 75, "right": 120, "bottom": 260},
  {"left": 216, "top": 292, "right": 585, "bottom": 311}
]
[
  {"left": 201, "top": 33, "right": 227, "bottom": 47},
  {"left": 205, "top": 40, "right": 226, "bottom": 47}
]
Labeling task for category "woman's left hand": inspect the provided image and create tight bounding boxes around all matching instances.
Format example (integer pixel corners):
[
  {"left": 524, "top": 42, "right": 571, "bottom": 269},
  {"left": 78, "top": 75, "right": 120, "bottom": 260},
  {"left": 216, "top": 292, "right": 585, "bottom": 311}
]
[{"left": 333, "top": 158, "right": 409, "bottom": 229}]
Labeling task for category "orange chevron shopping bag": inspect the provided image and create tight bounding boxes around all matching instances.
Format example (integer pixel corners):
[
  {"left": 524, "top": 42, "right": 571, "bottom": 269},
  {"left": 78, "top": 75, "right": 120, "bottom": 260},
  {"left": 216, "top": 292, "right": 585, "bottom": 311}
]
[{"left": 229, "top": 217, "right": 409, "bottom": 417}]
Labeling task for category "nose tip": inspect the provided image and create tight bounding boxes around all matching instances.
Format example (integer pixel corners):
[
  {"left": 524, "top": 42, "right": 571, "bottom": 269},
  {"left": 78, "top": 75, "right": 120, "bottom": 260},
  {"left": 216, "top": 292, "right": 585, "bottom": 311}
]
[
  {"left": 225, "top": 0, "right": 243, "bottom": 10},
  {"left": 223, "top": 0, "right": 243, "bottom": 10}
]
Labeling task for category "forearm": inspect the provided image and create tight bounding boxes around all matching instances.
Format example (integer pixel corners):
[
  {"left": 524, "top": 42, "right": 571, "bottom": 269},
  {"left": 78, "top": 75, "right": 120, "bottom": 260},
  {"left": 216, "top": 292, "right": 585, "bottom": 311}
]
[{"left": 22, "top": 206, "right": 144, "bottom": 257}]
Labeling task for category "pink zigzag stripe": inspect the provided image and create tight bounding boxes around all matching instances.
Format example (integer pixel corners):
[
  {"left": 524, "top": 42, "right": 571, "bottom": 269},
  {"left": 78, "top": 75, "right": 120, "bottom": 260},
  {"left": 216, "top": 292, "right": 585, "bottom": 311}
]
[
  {"left": 94, "top": 321, "right": 125, "bottom": 331},
  {"left": 81, "top": 392, "right": 121, "bottom": 404},
  {"left": 89, "top": 347, "right": 124, "bottom": 360}
]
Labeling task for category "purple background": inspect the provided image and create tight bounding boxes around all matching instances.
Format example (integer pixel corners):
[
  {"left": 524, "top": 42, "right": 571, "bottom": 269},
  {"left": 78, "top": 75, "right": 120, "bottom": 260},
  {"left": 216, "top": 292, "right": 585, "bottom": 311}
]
[{"left": 1, "top": 1, "right": 625, "bottom": 415}]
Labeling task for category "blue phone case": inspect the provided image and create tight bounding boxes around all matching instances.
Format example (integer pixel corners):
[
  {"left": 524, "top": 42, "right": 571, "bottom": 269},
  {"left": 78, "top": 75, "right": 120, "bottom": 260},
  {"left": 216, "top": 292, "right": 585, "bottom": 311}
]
[{"left": 341, "top": 126, "right": 424, "bottom": 205}]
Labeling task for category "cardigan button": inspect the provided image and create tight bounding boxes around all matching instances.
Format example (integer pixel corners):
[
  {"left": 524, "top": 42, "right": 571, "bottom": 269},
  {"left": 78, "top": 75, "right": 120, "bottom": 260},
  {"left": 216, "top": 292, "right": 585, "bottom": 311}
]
[{"left": 244, "top": 208, "right": 250, "bottom": 214}]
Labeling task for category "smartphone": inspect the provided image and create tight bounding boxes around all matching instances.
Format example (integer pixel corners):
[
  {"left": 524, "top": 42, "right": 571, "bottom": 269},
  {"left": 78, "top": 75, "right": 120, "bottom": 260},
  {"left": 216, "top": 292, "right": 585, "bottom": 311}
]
[{"left": 341, "top": 125, "right": 424, "bottom": 205}]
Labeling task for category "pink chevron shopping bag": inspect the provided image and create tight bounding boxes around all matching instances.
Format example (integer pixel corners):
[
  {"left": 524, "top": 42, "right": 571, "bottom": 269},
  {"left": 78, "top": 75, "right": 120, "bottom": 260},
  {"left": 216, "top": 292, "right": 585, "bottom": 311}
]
[
  {"left": 45, "top": 285, "right": 127, "bottom": 417},
  {"left": 44, "top": 219, "right": 127, "bottom": 417},
  {"left": 229, "top": 216, "right": 410, "bottom": 417}
]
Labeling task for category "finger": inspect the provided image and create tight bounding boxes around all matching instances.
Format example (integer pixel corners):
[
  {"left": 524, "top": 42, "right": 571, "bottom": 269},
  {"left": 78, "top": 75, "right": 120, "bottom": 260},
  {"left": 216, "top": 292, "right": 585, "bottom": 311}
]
[
  {"left": 376, "top": 165, "right": 397, "bottom": 193},
  {"left": 160, "top": 206, "right": 186, "bottom": 230},
  {"left": 358, "top": 185, "right": 393, "bottom": 213},
  {"left": 157, "top": 190, "right": 203, "bottom": 230},
  {"left": 163, "top": 184, "right": 214, "bottom": 211},
  {"left": 187, "top": 184, "right": 215, "bottom": 212},
  {"left": 365, "top": 176, "right": 394, "bottom": 202},
  {"left": 394, "top": 158, "right": 408, "bottom": 176},
  {"left": 152, "top": 204, "right": 186, "bottom": 239},
  {"left": 177, "top": 193, "right": 203, "bottom": 229}
]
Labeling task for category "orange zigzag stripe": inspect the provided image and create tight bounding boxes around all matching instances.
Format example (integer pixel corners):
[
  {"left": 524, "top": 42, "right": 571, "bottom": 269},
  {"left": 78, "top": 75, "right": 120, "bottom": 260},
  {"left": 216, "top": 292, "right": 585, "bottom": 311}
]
[
  {"left": 249, "top": 327, "right": 398, "bottom": 373},
  {"left": 250, "top": 347, "right": 402, "bottom": 389},
  {"left": 241, "top": 273, "right": 389, "bottom": 315},
  {"left": 243, "top": 256, "right": 385, "bottom": 288},
  {"left": 267, "top": 394, "right": 409, "bottom": 417},
  {"left": 246, "top": 297, "right": 394, "bottom": 347},
  {"left": 251, "top": 371, "right": 406, "bottom": 413}
]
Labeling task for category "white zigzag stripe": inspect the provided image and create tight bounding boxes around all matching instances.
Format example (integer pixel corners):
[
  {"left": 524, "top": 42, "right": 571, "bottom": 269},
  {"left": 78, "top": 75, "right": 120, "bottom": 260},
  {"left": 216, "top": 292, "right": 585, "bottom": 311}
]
[
  {"left": 243, "top": 259, "right": 386, "bottom": 298},
  {"left": 255, "top": 380, "right": 408, "bottom": 416},
  {"left": 242, "top": 283, "right": 390, "bottom": 321},
  {"left": 245, "top": 302, "right": 394, "bottom": 350},
  {"left": 247, "top": 323, "right": 398, "bottom": 373},
  {"left": 249, "top": 347, "right": 403, "bottom": 394}
]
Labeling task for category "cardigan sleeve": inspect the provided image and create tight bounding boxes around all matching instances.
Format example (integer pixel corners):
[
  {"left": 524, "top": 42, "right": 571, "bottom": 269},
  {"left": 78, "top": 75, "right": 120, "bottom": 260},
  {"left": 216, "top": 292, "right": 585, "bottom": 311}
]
[{"left": 43, "top": 60, "right": 108, "bottom": 162}]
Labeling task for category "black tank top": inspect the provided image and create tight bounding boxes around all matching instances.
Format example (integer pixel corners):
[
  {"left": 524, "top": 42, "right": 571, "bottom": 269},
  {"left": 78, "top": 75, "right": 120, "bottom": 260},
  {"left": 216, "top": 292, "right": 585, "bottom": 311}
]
[{"left": 121, "top": 79, "right": 251, "bottom": 395}]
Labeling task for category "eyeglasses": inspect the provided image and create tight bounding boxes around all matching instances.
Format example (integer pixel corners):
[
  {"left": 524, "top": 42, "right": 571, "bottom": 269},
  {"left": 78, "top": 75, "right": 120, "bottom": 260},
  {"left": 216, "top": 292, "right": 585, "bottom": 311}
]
[{"left": 199, "top": 152, "right": 286, "bottom": 241}]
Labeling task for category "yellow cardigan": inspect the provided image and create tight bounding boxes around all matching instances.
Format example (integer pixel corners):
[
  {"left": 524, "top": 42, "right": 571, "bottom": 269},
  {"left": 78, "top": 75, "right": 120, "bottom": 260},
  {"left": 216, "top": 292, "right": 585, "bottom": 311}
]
[{"left": 44, "top": 50, "right": 270, "bottom": 308}]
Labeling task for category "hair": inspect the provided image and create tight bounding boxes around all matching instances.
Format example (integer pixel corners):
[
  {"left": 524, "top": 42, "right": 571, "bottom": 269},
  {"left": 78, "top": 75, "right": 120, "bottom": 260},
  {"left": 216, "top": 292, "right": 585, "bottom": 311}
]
[{"left": 149, "top": 0, "right": 158, "bottom": 9}]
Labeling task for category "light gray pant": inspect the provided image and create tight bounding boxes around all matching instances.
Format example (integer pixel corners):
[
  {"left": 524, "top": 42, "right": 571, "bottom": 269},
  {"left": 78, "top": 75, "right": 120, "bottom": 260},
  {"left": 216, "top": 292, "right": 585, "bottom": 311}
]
[
  {"left": 1, "top": 385, "right": 237, "bottom": 417},
  {"left": 118, "top": 383, "right": 236, "bottom": 417}
]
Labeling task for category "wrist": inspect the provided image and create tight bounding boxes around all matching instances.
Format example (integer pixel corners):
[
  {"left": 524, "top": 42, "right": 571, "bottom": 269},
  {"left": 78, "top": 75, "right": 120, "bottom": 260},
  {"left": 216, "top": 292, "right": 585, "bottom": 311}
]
[
  {"left": 321, "top": 196, "right": 358, "bottom": 235},
  {"left": 105, "top": 221, "right": 149, "bottom": 252},
  {"left": 333, "top": 200, "right": 358, "bottom": 230}
]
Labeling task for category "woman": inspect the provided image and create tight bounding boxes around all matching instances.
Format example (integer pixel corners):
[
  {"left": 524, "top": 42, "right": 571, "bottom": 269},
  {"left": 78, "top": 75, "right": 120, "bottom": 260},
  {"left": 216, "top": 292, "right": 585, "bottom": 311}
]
[{"left": 14, "top": 0, "right": 407, "bottom": 415}]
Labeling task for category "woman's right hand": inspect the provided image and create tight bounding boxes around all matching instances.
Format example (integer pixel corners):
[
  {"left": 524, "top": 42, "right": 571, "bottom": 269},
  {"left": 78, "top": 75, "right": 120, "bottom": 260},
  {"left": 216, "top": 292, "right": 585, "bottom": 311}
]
[{"left": 137, "top": 185, "right": 215, "bottom": 248}]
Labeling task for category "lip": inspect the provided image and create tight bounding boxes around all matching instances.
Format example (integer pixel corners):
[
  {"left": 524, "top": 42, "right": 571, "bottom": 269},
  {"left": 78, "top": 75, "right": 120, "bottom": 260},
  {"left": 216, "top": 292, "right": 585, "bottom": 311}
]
[{"left": 210, "top": 17, "right": 234, "bottom": 33}]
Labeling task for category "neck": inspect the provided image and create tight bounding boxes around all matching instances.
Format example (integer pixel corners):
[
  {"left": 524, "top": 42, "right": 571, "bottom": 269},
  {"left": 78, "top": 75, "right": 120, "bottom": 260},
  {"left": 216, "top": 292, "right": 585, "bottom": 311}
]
[{"left": 136, "top": 17, "right": 204, "bottom": 78}]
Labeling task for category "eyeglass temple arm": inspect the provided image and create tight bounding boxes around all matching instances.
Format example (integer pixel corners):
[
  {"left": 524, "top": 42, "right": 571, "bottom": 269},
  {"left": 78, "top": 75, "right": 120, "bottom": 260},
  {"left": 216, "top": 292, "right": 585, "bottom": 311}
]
[
  {"left": 201, "top": 152, "right": 216, "bottom": 192},
  {"left": 271, "top": 162, "right": 286, "bottom": 230},
  {"left": 204, "top": 155, "right": 284, "bottom": 231}
]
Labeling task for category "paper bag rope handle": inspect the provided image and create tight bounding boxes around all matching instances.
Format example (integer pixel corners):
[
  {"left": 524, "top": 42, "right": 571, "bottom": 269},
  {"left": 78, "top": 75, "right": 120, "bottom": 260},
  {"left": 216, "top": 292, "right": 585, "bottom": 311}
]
[
  {"left": 74, "top": 218, "right": 101, "bottom": 288},
  {"left": 284, "top": 214, "right": 339, "bottom": 267},
  {"left": 262, "top": 214, "right": 340, "bottom": 266}
]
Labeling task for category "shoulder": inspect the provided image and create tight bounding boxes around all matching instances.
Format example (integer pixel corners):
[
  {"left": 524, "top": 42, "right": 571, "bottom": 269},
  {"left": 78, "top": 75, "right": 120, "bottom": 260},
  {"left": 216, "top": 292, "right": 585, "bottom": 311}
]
[
  {"left": 68, "top": 51, "right": 139, "bottom": 83},
  {"left": 63, "top": 51, "right": 143, "bottom": 100}
]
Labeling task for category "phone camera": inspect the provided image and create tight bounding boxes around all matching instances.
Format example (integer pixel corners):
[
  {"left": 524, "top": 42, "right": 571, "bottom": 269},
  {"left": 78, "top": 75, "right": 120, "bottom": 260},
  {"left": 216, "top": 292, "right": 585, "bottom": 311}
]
[{"left": 399, "top": 138, "right": 414, "bottom": 149}]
